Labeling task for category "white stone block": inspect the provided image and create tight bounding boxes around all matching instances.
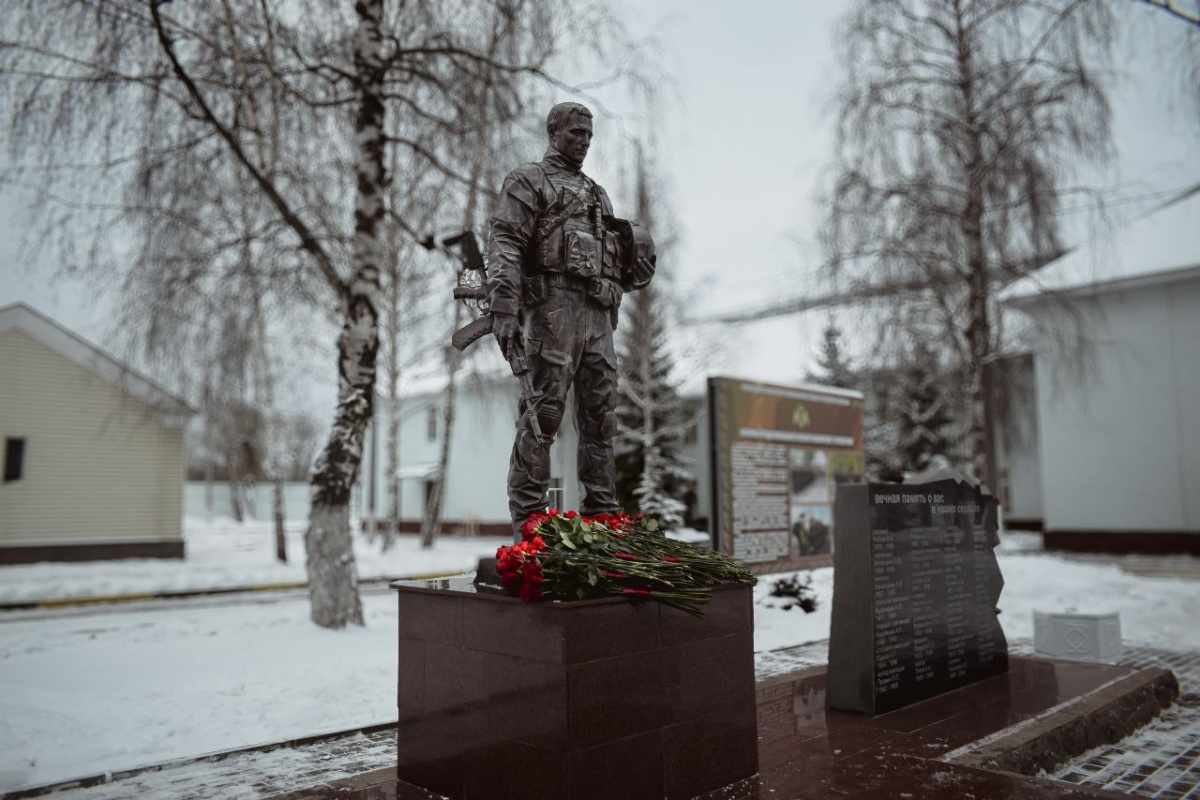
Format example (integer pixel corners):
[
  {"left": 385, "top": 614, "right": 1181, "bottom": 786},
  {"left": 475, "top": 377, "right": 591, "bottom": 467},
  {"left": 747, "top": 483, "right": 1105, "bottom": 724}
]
[{"left": 1033, "top": 611, "right": 1123, "bottom": 663}]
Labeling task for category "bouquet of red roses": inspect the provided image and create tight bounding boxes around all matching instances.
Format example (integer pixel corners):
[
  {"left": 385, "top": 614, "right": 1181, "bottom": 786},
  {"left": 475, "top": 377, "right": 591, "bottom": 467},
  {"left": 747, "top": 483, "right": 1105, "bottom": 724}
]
[{"left": 495, "top": 510, "right": 755, "bottom": 614}]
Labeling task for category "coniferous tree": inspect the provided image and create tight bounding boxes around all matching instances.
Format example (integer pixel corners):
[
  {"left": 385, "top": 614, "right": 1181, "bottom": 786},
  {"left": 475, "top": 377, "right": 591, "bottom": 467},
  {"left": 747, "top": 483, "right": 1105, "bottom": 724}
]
[
  {"left": 615, "top": 145, "right": 690, "bottom": 527},
  {"left": 615, "top": 281, "right": 689, "bottom": 525},
  {"left": 895, "top": 343, "right": 954, "bottom": 473},
  {"left": 805, "top": 322, "right": 857, "bottom": 389}
]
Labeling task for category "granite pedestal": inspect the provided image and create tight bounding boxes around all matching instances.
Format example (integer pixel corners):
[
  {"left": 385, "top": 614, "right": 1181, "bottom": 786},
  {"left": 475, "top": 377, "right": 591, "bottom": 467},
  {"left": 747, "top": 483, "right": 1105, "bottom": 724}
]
[{"left": 390, "top": 576, "right": 758, "bottom": 800}]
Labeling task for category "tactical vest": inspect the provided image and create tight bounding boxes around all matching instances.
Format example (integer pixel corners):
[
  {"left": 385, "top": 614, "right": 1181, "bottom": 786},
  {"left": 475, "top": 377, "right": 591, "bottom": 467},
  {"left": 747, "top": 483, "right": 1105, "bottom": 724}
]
[{"left": 528, "top": 163, "right": 624, "bottom": 309}]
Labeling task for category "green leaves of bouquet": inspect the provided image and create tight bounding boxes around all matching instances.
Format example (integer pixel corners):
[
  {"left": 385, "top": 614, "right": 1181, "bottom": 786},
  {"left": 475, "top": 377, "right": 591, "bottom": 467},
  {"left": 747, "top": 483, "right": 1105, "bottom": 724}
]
[{"left": 496, "top": 510, "right": 755, "bottom": 615}]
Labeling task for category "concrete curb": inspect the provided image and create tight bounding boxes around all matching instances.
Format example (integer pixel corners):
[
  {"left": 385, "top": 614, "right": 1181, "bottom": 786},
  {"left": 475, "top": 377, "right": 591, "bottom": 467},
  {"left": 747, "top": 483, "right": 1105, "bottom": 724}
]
[{"left": 0, "top": 571, "right": 465, "bottom": 612}]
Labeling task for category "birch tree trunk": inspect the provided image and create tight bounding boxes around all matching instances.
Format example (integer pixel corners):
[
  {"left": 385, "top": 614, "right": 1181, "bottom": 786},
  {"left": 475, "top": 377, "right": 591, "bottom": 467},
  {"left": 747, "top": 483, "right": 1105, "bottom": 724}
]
[
  {"left": 952, "top": 0, "right": 995, "bottom": 488},
  {"left": 383, "top": 192, "right": 403, "bottom": 553},
  {"left": 304, "top": 0, "right": 386, "bottom": 628},
  {"left": 418, "top": 59, "right": 492, "bottom": 548},
  {"left": 419, "top": 299, "right": 462, "bottom": 549}
]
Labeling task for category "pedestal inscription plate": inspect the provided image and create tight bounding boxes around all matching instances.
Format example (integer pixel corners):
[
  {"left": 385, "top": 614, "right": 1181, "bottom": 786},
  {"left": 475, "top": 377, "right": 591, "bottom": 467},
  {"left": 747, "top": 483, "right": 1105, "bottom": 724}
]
[
  {"left": 391, "top": 577, "right": 758, "bottom": 800},
  {"left": 826, "top": 476, "right": 1008, "bottom": 715}
]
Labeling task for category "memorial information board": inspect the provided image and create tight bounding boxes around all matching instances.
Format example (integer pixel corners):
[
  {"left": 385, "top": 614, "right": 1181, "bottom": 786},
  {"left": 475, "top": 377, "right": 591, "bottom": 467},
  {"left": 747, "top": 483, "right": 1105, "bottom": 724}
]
[
  {"left": 708, "top": 378, "right": 865, "bottom": 573},
  {"left": 826, "top": 476, "right": 1008, "bottom": 715}
]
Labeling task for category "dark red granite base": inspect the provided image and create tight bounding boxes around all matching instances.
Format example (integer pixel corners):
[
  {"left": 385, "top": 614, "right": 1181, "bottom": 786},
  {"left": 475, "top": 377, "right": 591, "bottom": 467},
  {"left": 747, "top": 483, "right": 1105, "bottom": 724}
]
[
  {"left": 730, "top": 656, "right": 1159, "bottom": 799},
  {"left": 390, "top": 577, "right": 758, "bottom": 800},
  {"left": 303, "top": 652, "right": 1169, "bottom": 800}
]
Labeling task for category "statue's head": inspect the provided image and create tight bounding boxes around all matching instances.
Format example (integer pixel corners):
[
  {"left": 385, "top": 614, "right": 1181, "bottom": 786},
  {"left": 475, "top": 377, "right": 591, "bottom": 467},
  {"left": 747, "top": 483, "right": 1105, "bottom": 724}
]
[{"left": 546, "top": 102, "right": 593, "bottom": 167}]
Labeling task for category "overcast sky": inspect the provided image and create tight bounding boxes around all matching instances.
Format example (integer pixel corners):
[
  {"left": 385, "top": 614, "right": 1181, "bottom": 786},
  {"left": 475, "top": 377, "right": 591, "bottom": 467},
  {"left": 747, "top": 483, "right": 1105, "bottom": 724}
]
[{"left": 2, "top": 0, "right": 1198, "bottom": 396}]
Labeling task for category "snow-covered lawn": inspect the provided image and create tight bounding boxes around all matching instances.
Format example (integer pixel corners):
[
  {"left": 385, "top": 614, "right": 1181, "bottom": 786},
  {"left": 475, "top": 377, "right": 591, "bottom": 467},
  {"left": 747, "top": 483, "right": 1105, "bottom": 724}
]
[
  {"left": 0, "top": 517, "right": 509, "bottom": 604},
  {"left": 0, "top": 519, "right": 1197, "bottom": 792}
]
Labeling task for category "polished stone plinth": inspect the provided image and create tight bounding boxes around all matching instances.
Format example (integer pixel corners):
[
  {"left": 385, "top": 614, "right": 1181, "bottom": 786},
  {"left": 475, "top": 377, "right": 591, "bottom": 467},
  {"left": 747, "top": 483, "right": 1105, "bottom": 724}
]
[
  {"left": 389, "top": 576, "right": 758, "bottom": 800},
  {"left": 289, "top": 652, "right": 1176, "bottom": 799}
]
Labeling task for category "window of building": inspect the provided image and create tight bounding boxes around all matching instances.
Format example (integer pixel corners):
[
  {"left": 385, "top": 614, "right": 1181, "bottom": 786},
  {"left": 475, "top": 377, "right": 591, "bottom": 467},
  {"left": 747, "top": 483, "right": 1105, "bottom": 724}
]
[
  {"left": 4, "top": 438, "right": 25, "bottom": 483},
  {"left": 426, "top": 405, "right": 438, "bottom": 441}
]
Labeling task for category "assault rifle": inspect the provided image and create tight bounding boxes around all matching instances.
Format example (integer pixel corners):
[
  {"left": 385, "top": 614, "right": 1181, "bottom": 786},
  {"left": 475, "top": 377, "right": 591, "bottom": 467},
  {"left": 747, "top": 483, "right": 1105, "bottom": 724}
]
[{"left": 422, "top": 230, "right": 546, "bottom": 445}]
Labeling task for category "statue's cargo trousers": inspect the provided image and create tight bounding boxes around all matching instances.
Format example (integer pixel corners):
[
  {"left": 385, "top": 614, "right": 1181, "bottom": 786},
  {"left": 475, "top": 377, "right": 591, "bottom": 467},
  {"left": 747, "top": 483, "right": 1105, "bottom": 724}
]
[{"left": 508, "top": 284, "right": 618, "bottom": 540}]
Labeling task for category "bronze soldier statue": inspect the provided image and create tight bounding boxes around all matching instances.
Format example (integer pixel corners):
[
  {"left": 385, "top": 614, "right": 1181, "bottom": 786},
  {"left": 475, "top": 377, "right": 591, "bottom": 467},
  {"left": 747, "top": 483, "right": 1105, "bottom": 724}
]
[{"left": 486, "top": 102, "right": 656, "bottom": 539}]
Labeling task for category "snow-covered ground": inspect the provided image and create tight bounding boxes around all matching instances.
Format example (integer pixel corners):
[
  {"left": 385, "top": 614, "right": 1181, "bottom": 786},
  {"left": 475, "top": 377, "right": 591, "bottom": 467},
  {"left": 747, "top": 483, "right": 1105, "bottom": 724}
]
[
  {"left": 0, "top": 520, "right": 1197, "bottom": 792},
  {"left": 0, "top": 517, "right": 509, "bottom": 604}
]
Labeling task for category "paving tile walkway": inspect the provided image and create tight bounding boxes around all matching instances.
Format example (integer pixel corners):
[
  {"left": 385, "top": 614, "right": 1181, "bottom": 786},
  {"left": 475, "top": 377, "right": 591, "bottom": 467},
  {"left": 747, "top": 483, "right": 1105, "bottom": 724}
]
[
  {"left": 1045, "top": 645, "right": 1200, "bottom": 799},
  {"left": 16, "top": 640, "right": 1198, "bottom": 799}
]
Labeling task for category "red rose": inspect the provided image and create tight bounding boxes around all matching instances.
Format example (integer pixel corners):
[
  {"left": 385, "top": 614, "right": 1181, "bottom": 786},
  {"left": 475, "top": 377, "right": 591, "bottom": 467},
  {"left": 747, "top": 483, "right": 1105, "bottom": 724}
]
[
  {"left": 565, "top": 510, "right": 578, "bottom": 519},
  {"left": 622, "top": 588, "right": 653, "bottom": 597},
  {"left": 521, "top": 513, "right": 546, "bottom": 541}
]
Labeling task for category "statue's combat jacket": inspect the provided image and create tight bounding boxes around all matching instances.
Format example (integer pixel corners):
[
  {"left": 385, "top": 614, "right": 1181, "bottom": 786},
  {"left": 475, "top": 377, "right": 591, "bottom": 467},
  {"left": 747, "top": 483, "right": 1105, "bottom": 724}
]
[{"left": 486, "top": 149, "right": 628, "bottom": 323}]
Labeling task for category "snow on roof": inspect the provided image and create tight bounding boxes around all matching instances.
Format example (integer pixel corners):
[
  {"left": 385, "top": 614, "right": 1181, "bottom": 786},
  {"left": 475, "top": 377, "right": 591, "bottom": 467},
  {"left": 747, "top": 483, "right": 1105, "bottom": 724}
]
[
  {"left": 1001, "top": 188, "right": 1200, "bottom": 304},
  {"left": 0, "top": 302, "right": 196, "bottom": 426}
]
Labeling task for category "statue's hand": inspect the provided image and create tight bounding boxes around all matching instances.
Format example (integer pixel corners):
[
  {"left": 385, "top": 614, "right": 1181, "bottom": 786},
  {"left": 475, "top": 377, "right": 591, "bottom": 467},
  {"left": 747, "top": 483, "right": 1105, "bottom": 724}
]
[
  {"left": 628, "top": 255, "right": 656, "bottom": 288},
  {"left": 492, "top": 312, "right": 522, "bottom": 360}
]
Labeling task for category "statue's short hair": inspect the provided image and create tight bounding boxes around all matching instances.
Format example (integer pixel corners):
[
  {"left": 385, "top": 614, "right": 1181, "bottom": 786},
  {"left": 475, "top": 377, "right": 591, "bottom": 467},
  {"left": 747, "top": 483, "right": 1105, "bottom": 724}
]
[{"left": 546, "top": 102, "right": 593, "bottom": 136}]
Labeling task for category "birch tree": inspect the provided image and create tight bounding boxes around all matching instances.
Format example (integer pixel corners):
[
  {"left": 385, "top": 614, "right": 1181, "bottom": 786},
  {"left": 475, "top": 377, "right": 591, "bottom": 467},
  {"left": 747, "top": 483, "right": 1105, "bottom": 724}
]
[
  {"left": 2, "top": 0, "right": 642, "bottom": 627},
  {"left": 418, "top": 0, "right": 527, "bottom": 549},
  {"left": 824, "top": 0, "right": 1115, "bottom": 487}
]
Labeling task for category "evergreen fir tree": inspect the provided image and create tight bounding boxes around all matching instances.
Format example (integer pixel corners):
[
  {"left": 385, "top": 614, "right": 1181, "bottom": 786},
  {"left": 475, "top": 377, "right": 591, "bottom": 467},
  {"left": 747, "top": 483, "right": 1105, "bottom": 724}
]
[
  {"left": 615, "top": 281, "right": 689, "bottom": 526},
  {"left": 614, "top": 144, "right": 690, "bottom": 527},
  {"left": 806, "top": 321, "right": 856, "bottom": 389},
  {"left": 894, "top": 343, "right": 954, "bottom": 473}
]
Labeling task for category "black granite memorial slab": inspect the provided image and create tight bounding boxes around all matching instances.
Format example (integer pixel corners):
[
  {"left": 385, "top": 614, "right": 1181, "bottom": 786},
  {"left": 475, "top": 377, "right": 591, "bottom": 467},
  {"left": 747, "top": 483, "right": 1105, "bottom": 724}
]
[{"left": 826, "top": 474, "right": 1008, "bottom": 715}]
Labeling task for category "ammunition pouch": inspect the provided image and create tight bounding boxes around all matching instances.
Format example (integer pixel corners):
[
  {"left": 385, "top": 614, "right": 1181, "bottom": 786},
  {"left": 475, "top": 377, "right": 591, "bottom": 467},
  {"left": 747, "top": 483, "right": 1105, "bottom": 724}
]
[
  {"left": 587, "top": 276, "right": 623, "bottom": 309},
  {"left": 561, "top": 218, "right": 602, "bottom": 279}
]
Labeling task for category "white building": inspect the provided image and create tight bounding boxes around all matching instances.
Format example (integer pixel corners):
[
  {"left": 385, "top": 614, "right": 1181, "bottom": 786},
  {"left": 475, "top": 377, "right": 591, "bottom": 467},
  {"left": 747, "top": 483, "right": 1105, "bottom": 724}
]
[
  {"left": 998, "top": 189, "right": 1200, "bottom": 553},
  {"left": 0, "top": 303, "right": 195, "bottom": 563},
  {"left": 358, "top": 354, "right": 841, "bottom": 539},
  {"left": 359, "top": 359, "right": 623, "bottom": 535}
]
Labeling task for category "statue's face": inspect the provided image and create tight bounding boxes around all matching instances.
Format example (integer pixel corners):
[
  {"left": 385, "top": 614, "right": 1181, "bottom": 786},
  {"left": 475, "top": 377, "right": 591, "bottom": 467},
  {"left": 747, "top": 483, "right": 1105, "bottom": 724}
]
[{"left": 550, "top": 114, "right": 592, "bottom": 165}]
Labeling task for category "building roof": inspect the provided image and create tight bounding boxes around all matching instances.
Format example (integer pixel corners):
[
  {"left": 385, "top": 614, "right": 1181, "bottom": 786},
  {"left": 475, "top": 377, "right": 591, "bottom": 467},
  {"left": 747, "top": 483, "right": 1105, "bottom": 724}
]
[
  {"left": 1001, "top": 188, "right": 1200, "bottom": 305},
  {"left": 0, "top": 302, "right": 196, "bottom": 426}
]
